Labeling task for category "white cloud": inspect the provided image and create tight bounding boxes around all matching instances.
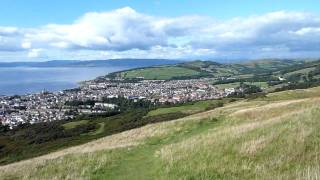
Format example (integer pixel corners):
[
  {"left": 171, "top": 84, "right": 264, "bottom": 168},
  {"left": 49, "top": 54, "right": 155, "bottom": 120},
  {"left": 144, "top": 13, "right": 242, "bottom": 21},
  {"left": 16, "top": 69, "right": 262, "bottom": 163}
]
[
  {"left": 190, "top": 11, "right": 320, "bottom": 50},
  {"left": 0, "top": 8, "right": 320, "bottom": 60},
  {"left": 292, "top": 27, "right": 320, "bottom": 35},
  {"left": 21, "top": 41, "right": 31, "bottom": 49},
  {"left": 24, "top": 7, "right": 169, "bottom": 51},
  {"left": 27, "top": 48, "right": 43, "bottom": 58},
  {"left": 0, "top": 26, "right": 19, "bottom": 36}
]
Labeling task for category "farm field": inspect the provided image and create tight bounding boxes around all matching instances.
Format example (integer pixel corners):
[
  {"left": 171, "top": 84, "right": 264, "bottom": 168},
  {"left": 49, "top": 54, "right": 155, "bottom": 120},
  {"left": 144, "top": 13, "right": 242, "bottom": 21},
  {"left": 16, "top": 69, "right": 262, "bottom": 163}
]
[
  {"left": 118, "top": 66, "right": 201, "bottom": 80},
  {"left": 284, "top": 67, "right": 316, "bottom": 77}
]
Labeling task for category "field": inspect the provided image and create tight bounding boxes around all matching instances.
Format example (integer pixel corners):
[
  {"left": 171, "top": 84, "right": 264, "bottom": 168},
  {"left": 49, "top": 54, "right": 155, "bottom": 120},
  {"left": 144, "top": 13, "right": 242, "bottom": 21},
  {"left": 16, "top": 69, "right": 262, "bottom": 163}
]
[
  {"left": 62, "top": 120, "right": 88, "bottom": 130},
  {"left": 284, "top": 67, "right": 316, "bottom": 77},
  {"left": 2, "top": 87, "right": 320, "bottom": 179},
  {"left": 215, "top": 81, "right": 269, "bottom": 89},
  {"left": 118, "top": 66, "right": 201, "bottom": 80},
  {"left": 89, "top": 122, "right": 105, "bottom": 135},
  {"left": 215, "top": 82, "right": 241, "bottom": 89},
  {"left": 147, "top": 99, "right": 226, "bottom": 117}
]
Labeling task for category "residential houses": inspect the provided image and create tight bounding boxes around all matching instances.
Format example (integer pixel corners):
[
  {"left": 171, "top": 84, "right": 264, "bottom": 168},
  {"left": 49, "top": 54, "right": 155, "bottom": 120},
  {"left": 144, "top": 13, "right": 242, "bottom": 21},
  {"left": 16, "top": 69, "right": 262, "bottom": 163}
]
[{"left": 0, "top": 77, "right": 236, "bottom": 128}]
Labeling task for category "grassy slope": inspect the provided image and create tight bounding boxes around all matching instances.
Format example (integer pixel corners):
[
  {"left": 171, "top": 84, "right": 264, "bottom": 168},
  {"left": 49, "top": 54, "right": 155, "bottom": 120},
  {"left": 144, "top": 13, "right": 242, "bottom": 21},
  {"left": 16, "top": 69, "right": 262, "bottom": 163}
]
[
  {"left": 2, "top": 87, "right": 320, "bottom": 179},
  {"left": 215, "top": 82, "right": 269, "bottom": 89},
  {"left": 110, "top": 59, "right": 316, "bottom": 81},
  {"left": 119, "top": 66, "right": 200, "bottom": 80},
  {"left": 62, "top": 120, "right": 89, "bottom": 130},
  {"left": 146, "top": 99, "right": 226, "bottom": 117},
  {"left": 284, "top": 67, "right": 316, "bottom": 77}
]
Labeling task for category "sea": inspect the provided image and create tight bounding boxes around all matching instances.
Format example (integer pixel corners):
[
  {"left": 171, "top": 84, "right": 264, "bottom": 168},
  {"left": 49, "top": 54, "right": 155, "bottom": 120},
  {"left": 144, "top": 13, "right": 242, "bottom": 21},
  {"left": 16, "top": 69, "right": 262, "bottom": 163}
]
[{"left": 0, "top": 67, "right": 129, "bottom": 96}]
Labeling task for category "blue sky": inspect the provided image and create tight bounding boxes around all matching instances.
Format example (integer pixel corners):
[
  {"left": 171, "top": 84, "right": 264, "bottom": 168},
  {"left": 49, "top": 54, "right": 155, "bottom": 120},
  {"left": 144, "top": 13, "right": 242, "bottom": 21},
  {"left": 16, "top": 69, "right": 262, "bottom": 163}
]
[
  {"left": 0, "top": 0, "right": 320, "bottom": 61},
  {"left": 1, "top": 0, "right": 319, "bottom": 27}
]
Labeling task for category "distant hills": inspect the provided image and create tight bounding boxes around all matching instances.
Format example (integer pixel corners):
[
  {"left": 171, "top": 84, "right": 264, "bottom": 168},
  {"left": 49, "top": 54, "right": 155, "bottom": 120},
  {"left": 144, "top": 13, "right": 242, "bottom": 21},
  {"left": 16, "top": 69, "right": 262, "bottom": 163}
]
[
  {"left": 0, "top": 59, "right": 183, "bottom": 68},
  {"left": 104, "top": 58, "right": 320, "bottom": 93},
  {"left": 107, "top": 59, "right": 311, "bottom": 80}
]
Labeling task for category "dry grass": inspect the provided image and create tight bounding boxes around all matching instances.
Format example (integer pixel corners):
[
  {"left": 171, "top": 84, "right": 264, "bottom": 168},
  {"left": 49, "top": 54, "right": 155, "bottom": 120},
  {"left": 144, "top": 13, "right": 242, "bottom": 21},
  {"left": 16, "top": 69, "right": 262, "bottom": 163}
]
[
  {"left": 240, "top": 136, "right": 271, "bottom": 155},
  {"left": 158, "top": 96, "right": 320, "bottom": 179},
  {"left": 0, "top": 119, "right": 173, "bottom": 174},
  {"left": 296, "top": 165, "right": 320, "bottom": 180},
  {"left": 159, "top": 106, "right": 307, "bottom": 161},
  {"left": 231, "top": 99, "right": 306, "bottom": 116}
]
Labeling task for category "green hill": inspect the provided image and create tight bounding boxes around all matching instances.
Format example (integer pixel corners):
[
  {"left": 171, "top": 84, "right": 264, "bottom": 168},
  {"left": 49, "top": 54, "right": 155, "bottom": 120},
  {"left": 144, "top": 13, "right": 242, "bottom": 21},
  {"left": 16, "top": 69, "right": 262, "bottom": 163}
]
[
  {"left": 107, "top": 59, "right": 312, "bottom": 80},
  {"left": 1, "top": 87, "right": 320, "bottom": 179},
  {"left": 116, "top": 66, "right": 202, "bottom": 80},
  {"left": 105, "top": 59, "right": 320, "bottom": 94}
]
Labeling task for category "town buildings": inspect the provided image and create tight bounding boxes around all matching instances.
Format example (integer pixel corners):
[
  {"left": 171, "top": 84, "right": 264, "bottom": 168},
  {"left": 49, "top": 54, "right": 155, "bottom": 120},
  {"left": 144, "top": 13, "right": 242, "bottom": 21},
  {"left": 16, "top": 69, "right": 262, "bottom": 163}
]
[{"left": 0, "top": 78, "right": 235, "bottom": 128}]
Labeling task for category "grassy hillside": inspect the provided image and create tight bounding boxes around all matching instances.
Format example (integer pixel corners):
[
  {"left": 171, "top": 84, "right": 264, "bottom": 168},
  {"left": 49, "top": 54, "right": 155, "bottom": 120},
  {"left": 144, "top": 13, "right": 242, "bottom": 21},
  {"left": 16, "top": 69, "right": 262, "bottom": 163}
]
[
  {"left": 117, "top": 66, "right": 201, "bottom": 80},
  {"left": 146, "top": 98, "right": 230, "bottom": 117},
  {"left": 62, "top": 120, "right": 89, "bottom": 130},
  {"left": 215, "top": 81, "right": 269, "bottom": 89},
  {"left": 105, "top": 59, "right": 320, "bottom": 94},
  {"left": 1, "top": 87, "right": 320, "bottom": 179},
  {"left": 107, "top": 59, "right": 315, "bottom": 81}
]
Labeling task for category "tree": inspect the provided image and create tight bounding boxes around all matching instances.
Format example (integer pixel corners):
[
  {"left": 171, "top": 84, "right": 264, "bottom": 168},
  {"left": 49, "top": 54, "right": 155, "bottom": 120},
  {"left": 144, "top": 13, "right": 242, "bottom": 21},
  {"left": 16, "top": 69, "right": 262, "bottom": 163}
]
[{"left": 0, "top": 124, "right": 10, "bottom": 134}]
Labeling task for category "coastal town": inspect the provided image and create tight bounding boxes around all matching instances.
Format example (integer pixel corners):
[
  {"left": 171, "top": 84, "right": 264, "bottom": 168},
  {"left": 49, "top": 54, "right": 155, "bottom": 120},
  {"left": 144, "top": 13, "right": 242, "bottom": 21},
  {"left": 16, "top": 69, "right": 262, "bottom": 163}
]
[{"left": 0, "top": 77, "right": 241, "bottom": 128}]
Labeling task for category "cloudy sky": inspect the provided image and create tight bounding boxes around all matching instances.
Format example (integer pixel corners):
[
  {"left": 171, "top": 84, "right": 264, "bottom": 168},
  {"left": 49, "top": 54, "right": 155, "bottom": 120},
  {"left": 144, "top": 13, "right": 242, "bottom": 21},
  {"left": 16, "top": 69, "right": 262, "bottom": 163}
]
[{"left": 0, "top": 0, "right": 320, "bottom": 61}]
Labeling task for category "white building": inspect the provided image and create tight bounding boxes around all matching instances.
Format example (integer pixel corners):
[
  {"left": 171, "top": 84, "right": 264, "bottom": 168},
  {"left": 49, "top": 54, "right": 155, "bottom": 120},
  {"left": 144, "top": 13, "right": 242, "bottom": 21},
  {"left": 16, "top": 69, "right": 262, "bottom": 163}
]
[{"left": 94, "top": 103, "right": 118, "bottom": 109}]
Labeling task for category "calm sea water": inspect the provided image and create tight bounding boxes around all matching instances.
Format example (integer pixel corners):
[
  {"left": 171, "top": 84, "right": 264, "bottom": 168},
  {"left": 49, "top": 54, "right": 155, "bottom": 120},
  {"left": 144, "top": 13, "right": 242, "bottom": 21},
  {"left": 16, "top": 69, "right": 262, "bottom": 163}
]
[{"left": 0, "top": 67, "right": 129, "bottom": 95}]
